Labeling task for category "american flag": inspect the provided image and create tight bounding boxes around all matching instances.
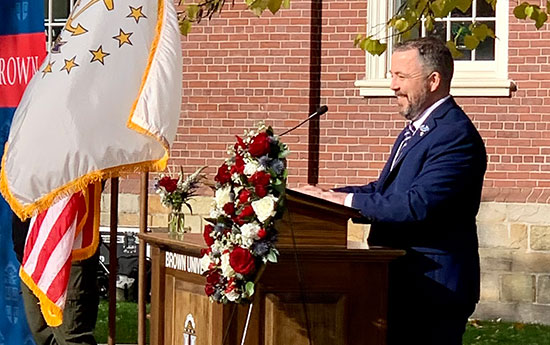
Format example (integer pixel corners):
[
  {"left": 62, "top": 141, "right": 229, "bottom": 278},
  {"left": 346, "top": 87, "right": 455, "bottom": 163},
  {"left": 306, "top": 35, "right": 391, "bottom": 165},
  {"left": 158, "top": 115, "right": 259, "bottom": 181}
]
[{"left": 19, "top": 182, "right": 100, "bottom": 327}]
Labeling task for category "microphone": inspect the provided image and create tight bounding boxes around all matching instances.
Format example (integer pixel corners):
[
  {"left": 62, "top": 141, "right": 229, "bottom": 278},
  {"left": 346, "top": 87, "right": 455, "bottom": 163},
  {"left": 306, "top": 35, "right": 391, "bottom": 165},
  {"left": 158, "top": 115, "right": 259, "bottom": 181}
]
[{"left": 280, "top": 105, "right": 328, "bottom": 136}]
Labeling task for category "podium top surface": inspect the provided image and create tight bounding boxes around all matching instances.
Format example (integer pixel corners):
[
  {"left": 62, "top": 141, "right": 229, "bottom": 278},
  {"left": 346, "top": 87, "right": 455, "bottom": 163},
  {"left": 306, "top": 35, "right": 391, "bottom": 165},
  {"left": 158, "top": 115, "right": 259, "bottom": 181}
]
[{"left": 139, "top": 232, "right": 405, "bottom": 262}]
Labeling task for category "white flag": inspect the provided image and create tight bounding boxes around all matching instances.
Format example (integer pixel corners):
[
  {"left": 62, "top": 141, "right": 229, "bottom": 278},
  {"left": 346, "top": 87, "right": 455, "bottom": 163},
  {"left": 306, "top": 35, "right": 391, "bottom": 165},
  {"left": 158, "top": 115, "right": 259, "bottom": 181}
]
[{"left": 1, "top": 0, "right": 182, "bottom": 219}]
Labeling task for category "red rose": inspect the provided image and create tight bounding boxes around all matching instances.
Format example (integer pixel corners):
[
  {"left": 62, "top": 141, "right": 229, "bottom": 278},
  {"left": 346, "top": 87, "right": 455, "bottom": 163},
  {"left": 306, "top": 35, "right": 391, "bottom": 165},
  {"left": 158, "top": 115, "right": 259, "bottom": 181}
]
[
  {"left": 215, "top": 163, "right": 231, "bottom": 184},
  {"left": 235, "top": 135, "right": 246, "bottom": 150},
  {"left": 203, "top": 224, "right": 214, "bottom": 246},
  {"left": 205, "top": 284, "right": 215, "bottom": 296},
  {"left": 238, "top": 189, "right": 251, "bottom": 204},
  {"left": 248, "top": 132, "right": 271, "bottom": 157},
  {"left": 229, "top": 247, "right": 256, "bottom": 275},
  {"left": 230, "top": 155, "right": 245, "bottom": 174},
  {"left": 158, "top": 176, "right": 178, "bottom": 193},
  {"left": 255, "top": 184, "right": 267, "bottom": 198},
  {"left": 240, "top": 205, "right": 255, "bottom": 218},
  {"left": 257, "top": 228, "right": 267, "bottom": 239},
  {"left": 206, "top": 270, "right": 221, "bottom": 285},
  {"left": 223, "top": 202, "right": 235, "bottom": 216},
  {"left": 234, "top": 217, "right": 245, "bottom": 226},
  {"left": 249, "top": 171, "right": 271, "bottom": 186}
]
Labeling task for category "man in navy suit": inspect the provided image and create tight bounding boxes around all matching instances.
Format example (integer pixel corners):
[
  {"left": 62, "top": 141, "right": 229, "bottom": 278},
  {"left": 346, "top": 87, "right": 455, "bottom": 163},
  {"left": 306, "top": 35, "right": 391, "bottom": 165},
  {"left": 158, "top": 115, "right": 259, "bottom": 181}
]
[{"left": 297, "top": 37, "right": 486, "bottom": 344}]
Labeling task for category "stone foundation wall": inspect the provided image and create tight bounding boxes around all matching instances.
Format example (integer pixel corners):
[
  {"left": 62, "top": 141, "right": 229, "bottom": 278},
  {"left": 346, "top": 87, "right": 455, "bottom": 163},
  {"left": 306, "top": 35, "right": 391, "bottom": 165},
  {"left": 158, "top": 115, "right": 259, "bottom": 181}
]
[
  {"left": 474, "top": 202, "right": 550, "bottom": 324},
  {"left": 101, "top": 195, "right": 550, "bottom": 324}
]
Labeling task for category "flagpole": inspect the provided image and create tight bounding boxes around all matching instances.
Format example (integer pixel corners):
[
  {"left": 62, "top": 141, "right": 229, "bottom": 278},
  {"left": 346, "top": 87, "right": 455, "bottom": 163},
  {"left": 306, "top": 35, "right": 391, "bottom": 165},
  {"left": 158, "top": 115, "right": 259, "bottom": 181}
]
[
  {"left": 108, "top": 177, "right": 119, "bottom": 345},
  {"left": 138, "top": 172, "right": 149, "bottom": 345}
]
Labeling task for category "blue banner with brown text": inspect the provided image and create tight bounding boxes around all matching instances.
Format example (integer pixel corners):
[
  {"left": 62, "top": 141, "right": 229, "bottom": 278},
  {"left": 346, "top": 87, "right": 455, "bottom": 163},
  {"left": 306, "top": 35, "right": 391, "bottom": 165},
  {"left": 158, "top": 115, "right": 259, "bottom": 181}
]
[{"left": 0, "top": 0, "right": 46, "bottom": 343}]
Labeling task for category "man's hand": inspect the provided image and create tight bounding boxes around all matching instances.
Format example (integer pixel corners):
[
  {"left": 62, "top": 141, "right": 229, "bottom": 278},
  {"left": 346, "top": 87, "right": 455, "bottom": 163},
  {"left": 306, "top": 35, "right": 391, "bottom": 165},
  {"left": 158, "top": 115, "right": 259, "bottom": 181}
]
[{"left": 293, "top": 185, "right": 348, "bottom": 205}]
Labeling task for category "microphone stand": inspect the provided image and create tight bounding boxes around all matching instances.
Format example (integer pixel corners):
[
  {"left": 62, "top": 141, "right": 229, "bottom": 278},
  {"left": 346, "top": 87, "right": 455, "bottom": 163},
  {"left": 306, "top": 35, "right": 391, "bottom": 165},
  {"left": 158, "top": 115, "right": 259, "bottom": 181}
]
[{"left": 280, "top": 105, "right": 328, "bottom": 136}]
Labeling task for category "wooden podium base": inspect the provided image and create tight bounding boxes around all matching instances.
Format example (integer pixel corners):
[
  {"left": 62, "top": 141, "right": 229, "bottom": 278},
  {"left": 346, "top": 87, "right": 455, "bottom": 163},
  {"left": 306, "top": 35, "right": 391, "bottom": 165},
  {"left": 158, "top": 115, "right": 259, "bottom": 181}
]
[{"left": 141, "top": 233, "right": 404, "bottom": 345}]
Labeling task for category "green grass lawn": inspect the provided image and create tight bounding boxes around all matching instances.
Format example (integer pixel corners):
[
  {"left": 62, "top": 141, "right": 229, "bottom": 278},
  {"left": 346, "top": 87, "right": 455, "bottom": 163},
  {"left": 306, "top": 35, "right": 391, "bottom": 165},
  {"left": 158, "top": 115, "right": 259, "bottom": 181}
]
[
  {"left": 464, "top": 320, "right": 550, "bottom": 345},
  {"left": 94, "top": 300, "right": 149, "bottom": 344},
  {"left": 94, "top": 301, "right": 550, "bottom": 345}
]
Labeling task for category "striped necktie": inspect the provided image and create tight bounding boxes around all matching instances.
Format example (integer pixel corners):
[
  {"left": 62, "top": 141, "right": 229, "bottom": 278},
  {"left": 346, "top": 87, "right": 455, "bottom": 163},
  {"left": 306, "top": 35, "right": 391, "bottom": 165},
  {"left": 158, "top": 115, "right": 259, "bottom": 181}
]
[{"left": 390, "top": 123, "right": 415, "bottom": 171}]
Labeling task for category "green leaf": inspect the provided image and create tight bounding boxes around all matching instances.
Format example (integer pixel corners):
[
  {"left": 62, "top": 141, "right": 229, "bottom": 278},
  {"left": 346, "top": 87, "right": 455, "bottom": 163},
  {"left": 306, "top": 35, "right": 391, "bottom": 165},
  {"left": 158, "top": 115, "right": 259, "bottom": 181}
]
[
  {"left": 514, "top": 2, "right": 529, "bottom": 19},
  {"left": 268, "top": 0, "right": 283, "bottom": 14},
  {"left": 187, "top": 4, "right": 199, "bottom": 20},
  {"left": 245, "top": 282, "right": 255, "bottom": 297},
  {"left": 548, "top": 0, "right": 550, "bottom": 13},
  {"left": 485, "top": 0, "right": 496, "bottom": 10},
  {"left": 424, "top": 15, "right": 435, "bottom": 32},
  {"left": 249, "top": 0, "right": 270, "bottom": 16},
  {"left": 470, "top": 23, "right": 488, "bottom": 41},
  {"left": 525, "top": 5, "right": 535, "bottom": 19},
  {"left": 266, "top": 250, "right": 278, "bottom": 263},
  {"left": 283, "top": 0, "right": 291, "bottom": 9},
  {"left": 179, "top": 19, "right": 192, "bottom": 35},
  {"left": 367, "top": 39, "right": 387, "bottom": 56},
  {"left": 535, "top": 9, "right": 548, "bottom": 28},
  {"left": 455, "top": 0, "right": 472, "bottom": 13},
  {"left": 431, "top": 0, "right": 452, "bottom": 17},
  {"left": 446, "top": 40, "right": 464, "bottom": 59},
  {"left": 354, "top": 34, "right": 364, "bottom": 47},
  {"left": 393, "top": 18, "right": 409, "bottom": 32},
  {"left": 463, "top": 35, "right": 480, "bottom": 49}
]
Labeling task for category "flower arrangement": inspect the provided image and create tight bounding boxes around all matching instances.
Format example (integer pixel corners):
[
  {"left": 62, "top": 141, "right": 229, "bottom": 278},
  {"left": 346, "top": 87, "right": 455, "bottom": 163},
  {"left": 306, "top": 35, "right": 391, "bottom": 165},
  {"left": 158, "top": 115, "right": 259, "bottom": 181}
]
[
  {"left": 155, "top": 166, "right": 206, "bottom": 233},
  {"left": 200, "top": 122, "right": 289, "bottom": 303}
]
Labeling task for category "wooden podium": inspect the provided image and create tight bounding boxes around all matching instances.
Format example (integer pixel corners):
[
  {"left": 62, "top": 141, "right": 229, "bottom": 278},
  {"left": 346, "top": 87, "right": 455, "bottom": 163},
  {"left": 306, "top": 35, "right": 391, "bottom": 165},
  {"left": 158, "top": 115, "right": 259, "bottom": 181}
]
[{"left": 140, "top": 190, "right": 404, "bottom": 345}]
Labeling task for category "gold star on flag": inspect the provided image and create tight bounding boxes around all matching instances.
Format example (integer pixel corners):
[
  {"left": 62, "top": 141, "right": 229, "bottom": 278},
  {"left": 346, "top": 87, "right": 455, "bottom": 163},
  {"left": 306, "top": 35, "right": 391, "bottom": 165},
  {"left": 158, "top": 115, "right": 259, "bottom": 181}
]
[
  {"left": 61, "top": 56, "right": 79, "bottom": 74},
  {"left": 113, "top": 29, "right": 133, "bottom": 47},
  {"left": 41, "top": 61, "right": 55, "bottom": 78},
  {"left": 127, "top": 6, "right": 147, "bottom": 23},
  {"left": 89, "top": 46, "right": 110, "bottom": 65}
]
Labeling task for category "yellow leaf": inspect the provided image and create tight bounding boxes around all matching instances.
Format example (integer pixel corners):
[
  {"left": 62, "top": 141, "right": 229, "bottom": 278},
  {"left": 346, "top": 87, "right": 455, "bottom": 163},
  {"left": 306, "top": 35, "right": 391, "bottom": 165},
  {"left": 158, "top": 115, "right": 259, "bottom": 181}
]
[
  {"left": 268, "top": 0, "right": 283, "bottom": 14},
  {"left": 394, "top": 18, "right": 409, "bottom": 32},
  {"left": 535, "top": 9, "right": 548, "bottom": 28},
  {"left": 455, "top": 0, "right": 472, "bottom": 13},
  {"left": 425, "top": 15, "right": 435, "bottom": 32},
  {"left": 446, "top": 40, "right": 464, "bottom": 58},
  {"left": 179, "top": 19, "right": 192, "bottom": 36},
  {"left": 464, "top": 34, "right": 480, "bottom": 49},
  {"left": 513, "top": 2, "right": 529, "bottom": 19},
  {"left": 186, "top": 4, "right": 199, "bottom": 20}
]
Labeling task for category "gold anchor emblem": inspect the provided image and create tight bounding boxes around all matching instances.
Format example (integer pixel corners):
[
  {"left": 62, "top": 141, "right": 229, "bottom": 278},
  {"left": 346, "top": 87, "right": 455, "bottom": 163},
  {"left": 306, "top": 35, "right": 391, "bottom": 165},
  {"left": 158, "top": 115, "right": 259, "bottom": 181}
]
[{"left": 65, "top": 0, "right": 115, "bottom": 36}]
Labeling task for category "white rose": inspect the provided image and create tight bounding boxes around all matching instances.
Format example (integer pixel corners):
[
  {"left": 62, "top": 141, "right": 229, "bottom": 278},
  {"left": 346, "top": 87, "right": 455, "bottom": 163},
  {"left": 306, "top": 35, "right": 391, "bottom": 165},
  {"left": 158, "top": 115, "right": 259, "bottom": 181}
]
[
  {"left": 220, "top": 252, "right": 235, "bottom": 278},
  {"left": 252, "top": 195, "right": 278, "bottom": 223},
  {"left": 215, "top": 185, "right": 232, "bottom": 208},
  {"left": 200, "top": 254, "right": 211, "bottom": 274},
  {"left": 225, "top": 289, "right": 240, "bottom": 302},
  {"left": 240, "top": 223, "right": 261, "bottom": 240},
  {"left": 210, "top": 208, "right": 222, "bottom": 218},
  {"left": 244, "top": 160, "right": 262, "bottom": 176}
]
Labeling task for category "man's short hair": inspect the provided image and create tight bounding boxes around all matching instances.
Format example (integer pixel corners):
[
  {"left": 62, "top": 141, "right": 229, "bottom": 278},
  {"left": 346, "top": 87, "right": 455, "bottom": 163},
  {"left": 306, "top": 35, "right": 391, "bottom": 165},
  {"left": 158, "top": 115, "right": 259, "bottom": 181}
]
[{"left": 394, "top": 37, "right": 454, "bottom": 88}]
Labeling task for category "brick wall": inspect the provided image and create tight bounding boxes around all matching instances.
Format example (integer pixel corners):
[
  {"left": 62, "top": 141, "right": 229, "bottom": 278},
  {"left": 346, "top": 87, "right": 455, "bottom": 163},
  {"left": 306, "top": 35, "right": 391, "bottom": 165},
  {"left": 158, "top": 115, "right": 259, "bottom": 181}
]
[{"left": 111, "top": 0, "right": 550, "bottom": 323}]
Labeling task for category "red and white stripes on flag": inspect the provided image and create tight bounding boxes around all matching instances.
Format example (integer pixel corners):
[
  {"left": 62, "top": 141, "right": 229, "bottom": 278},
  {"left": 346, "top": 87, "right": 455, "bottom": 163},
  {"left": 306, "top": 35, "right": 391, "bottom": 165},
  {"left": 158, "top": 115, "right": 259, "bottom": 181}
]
[{"left": 19, "top": 182, "right": 101, "bottom": 327}]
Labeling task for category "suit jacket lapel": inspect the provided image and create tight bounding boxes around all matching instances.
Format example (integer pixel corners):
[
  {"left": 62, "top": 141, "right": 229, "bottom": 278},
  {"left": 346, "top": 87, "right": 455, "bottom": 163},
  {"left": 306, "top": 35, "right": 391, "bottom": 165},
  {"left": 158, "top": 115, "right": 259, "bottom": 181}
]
[
  {"left": 380, "top": 97, "right": 457, "bottom": 189},
  {"left": 377, "top": 128, "right": 407, "bottom": 190}
]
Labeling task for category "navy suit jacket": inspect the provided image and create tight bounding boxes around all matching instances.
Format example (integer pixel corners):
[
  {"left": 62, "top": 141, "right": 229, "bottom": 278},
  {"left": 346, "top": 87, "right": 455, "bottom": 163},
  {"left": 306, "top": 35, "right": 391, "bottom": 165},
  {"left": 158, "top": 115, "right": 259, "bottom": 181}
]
[{"left": 334, "top": 97, "right": 486, "bottom": 306}]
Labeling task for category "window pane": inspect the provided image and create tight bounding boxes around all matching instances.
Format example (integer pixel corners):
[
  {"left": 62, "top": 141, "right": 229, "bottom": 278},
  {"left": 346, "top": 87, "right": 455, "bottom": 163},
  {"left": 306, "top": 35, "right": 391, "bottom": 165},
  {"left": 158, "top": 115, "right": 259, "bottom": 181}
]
[
  {"left": 427, "top": 21, "right": 447, "bottom": 41},
  {"left": 44, "top": 0, "right": 71, "bottom": 21},
  {"left": 451, "top": 21, "right": 473, "bottom": 60},
  {"left": 477, "top": 0, "right": 496, "bottom": 17},
  {"left": 475, "top": 21, "right": 495, "bottom": 60}
]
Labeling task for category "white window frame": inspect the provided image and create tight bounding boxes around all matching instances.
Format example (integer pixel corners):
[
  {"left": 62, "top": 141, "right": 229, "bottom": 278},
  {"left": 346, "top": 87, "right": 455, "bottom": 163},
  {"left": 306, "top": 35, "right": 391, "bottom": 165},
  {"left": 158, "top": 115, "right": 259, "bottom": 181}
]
[{"left": 355, "top": 0, "right": 512, "bottom": 96}]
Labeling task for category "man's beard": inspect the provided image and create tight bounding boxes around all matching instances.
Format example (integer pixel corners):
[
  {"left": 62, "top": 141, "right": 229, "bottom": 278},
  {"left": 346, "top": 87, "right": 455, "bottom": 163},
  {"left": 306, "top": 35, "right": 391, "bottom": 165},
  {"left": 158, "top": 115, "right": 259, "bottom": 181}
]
[{"left": 399, "top": 91, "right": 429, "bottom": 121}]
